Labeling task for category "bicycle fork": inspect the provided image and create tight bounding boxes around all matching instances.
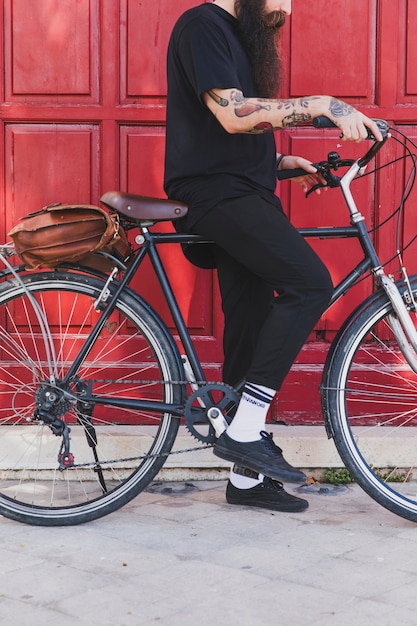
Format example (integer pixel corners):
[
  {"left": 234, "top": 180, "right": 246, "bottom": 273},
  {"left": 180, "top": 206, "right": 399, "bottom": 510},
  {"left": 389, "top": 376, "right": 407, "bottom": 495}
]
[
  {"left": 376, "top": 270, "right": 417, "bottom": 373},
  {"left": 341, "top": 160, "right": 417, "bottom": 374}
]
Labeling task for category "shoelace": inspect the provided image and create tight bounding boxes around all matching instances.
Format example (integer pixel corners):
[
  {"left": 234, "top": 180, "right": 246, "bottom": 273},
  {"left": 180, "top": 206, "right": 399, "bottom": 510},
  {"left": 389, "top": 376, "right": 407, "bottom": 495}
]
[
  {"left": 263, "top": 476, "right": 285, "bottom": 491},
  {"left": 259, "top": 430, "right": 283, "bottom": 454}
]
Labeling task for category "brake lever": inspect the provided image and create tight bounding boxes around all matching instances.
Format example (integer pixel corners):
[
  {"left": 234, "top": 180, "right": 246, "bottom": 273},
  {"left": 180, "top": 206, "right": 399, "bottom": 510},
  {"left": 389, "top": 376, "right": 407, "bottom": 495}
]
[
  {"left": 304, "top": 159, "right": 349, "bottom": 198},
  {"left": 310, "top": 162, "right": 342, "bottom": 191},
  {"left": 305, "top": 182, "right": 328, "bottom": 198}
]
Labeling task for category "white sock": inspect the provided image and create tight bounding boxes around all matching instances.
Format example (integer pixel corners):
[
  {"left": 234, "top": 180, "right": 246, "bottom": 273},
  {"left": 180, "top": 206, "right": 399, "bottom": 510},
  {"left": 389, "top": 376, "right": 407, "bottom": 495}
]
[
  {"left": 226, "top": 382, "right": 276, "bottom": 443},
  {"left": 229, "top": 464, "right": 263, "bottom": 489}
]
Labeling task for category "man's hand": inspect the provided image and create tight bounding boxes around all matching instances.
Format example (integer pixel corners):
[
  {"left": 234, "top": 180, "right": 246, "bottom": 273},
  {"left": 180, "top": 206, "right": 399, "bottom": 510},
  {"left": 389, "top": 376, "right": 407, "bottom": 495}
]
[
  {"left": 326, "top": 97, "right": 383, "bottom": 143},
  {"left": 278, "top": 155, "right": 327, "bottom": 195}
]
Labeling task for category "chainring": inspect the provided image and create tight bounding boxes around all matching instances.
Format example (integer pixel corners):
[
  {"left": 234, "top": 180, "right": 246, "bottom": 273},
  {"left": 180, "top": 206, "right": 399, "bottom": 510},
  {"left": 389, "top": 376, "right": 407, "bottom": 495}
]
[{"left": 184, "top": 383, "right": 241, "bottom": 443}]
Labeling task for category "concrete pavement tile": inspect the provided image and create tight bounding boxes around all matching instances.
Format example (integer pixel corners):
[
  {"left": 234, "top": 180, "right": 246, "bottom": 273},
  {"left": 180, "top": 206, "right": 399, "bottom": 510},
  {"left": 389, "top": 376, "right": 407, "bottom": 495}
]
[
  {"left": 0, "top": 546, "right": 45, "bottom": 573},
  {"left": 94, "top": 497, "right": 303, "bottom": 559},
  {"left": 206, "top": 542, "right": 313, "bottom": 578},
  {"left": 55, "top": 543, "right": 170, "bottom": 578},
  {"left": 137, "top": 491, "right": 309, "bottom": 535},
  {"left": 183, "top": 509, "right": 414, "bottom": 581},
  {"left": 370, "top": 578, "right": 417, "bottom": 611},
  {"left": 55, "top": 558, "right": 268, "bottom": 626},
  {"left": 0, "top": 523, "right": 168, "bottom": 577},
  {"left": 309, "top": 596, "right": 417, "bottom": 626},
  {"left": 393, "top": 524, "right": 417, "bottom": 541},
  {"left": 152, "top": 575, "right": 348, "bottom": 626},
  {"left": 130, "top": 559, "right": 272, "bottom": 622},
  {"left": 283, "top": 553, "right": 416, "bottom": 600},
  {"left": 2, "top": 527, "right": 104, "bottom": 559},
  {"left": 56, "top": 584, "right": 175, "bottom": 625},
  {"left": 130, "top": 496, "right": 224, "bottom": 523},
  {"left": 0, "top": 596, "right": 91, "bottom": 626},
  {"left": 338, "top": 535, "right": 417, "bottom": 572},
  {"left": 263, "top": 521, "right": 400, "bottom": 562},
  {"left": 294, "top": 484, "right": 404, "bottom": 525},
  {"left": 92, "top": 513, "right": 238, "bottom": 557},
  {"left": 0, "top": 560, "right": 112, "bottom": 605}
]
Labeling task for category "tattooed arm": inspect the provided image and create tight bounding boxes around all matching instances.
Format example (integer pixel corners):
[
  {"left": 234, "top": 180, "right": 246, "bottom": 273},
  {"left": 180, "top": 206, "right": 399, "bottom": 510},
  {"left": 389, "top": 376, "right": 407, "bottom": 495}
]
[{"left": 203, "top": 89, "right": 383, "bottom": 142}]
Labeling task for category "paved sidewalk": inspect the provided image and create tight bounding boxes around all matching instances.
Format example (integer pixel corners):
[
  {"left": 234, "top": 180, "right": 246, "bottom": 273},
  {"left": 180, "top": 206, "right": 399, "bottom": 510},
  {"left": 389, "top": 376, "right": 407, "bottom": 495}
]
[{"left": 1, "top": 480, "right": 417, "bottom": 626}]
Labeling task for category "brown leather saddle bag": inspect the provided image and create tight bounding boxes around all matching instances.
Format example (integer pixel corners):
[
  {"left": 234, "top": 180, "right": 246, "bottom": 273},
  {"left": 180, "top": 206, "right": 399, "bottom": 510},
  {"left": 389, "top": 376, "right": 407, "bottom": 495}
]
[{"left": 9, "top": 203, "right": 132, "bottom": 271}]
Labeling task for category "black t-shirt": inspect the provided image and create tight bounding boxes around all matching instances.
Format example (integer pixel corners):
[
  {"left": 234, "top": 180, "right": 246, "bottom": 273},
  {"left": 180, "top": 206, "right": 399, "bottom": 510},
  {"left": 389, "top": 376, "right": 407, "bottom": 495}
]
[{"left": 164, "top": 3, "right": 281, "bottom": 230}]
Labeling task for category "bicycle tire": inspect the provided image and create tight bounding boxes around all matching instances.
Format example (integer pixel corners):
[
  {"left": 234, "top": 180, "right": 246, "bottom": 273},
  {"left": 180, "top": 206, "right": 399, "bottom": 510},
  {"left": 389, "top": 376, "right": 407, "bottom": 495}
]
[
  {"left": 322, "top": 275, "right": 417, "bottom": 522},
  {"left": 0, "top": 271, "right": 184, "bottom": 525}
]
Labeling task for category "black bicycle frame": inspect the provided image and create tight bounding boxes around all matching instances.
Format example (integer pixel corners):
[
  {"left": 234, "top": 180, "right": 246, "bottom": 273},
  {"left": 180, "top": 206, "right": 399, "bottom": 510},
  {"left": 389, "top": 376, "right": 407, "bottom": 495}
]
[{"left": 59, "top": 216, "right": 380, "bottom": 417}]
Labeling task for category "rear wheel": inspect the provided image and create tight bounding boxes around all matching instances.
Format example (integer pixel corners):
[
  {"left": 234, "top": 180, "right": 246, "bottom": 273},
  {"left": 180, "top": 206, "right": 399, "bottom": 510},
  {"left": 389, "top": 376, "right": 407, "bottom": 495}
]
[
  {"left": 0, "top": 271, "right": 183, "bottom": 525},
  {"left": 323, "top": 277, "right": 417, "bottom": 522}
]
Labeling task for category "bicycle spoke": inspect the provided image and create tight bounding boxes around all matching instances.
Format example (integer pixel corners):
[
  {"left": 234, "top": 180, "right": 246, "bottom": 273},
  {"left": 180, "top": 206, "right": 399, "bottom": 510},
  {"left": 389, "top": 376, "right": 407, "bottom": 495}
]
[
  {"left": 324, "top": 280, "right": 417, "bottom": 522},
  {"left": 0, "top": 272, "right": 182, "bottom": 525}
]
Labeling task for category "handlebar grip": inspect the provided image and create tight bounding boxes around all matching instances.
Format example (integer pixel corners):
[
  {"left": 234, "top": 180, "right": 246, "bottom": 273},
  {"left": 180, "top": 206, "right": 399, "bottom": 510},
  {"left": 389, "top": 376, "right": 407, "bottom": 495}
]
[
  {"left": 313, "top": 116, "right": 337, "bottom": 129},
  {"left": 277, "top": 167, "right": 310, "bottom": 181}
]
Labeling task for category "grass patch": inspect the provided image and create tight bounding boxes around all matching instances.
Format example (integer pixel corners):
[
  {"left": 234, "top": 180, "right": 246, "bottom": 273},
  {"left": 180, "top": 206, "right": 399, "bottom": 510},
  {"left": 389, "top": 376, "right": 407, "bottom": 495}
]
[
  {"left": 325, "top": 466, "right": 410, "bottom": 484},
  {"left": 324, "top": 468, "right": 354, "bottom": 484}
]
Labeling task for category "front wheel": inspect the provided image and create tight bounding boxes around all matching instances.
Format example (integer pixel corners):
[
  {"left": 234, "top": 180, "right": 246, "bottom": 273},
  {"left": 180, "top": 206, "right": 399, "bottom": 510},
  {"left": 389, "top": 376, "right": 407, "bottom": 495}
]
[
  {"left": 323, "top": 276, "right": 417, "bottom": 522},
  {"left": 0, "top": 271, "right": 184, "bottom": 525}
]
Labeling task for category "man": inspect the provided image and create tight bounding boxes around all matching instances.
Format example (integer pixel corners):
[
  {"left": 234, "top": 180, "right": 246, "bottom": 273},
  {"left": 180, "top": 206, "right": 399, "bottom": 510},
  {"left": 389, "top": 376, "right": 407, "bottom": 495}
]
[{"left": 164, "top": 0, "right": 382, "bottom": 512}]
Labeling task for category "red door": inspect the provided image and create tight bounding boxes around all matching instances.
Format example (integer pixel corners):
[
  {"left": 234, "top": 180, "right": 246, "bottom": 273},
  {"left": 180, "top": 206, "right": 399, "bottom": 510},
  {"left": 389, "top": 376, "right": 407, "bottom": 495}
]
[{"left": 1, "top": 0, "right": 416, "bottom": 423}]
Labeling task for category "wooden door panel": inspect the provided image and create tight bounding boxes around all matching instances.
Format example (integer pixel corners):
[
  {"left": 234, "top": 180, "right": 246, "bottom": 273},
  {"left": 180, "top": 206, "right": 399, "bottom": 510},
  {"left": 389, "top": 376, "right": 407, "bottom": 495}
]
[
  {"left": 122, "top": 0, "right": 198, "bottom": 101},
  {"left": 4, "top": 0, "right": 99, "bottom": 103},
  {"left": 380, "top": 0, "right": 417, "bottom": 107},
  {"left": 120, "top": 125, "right": 166, "bottom": 197},
  {"left": 400, "top": 127, "right": 417, "bottom": 271},
  {"left": 289, "top": 0, "right": 376, "bottom": 101},
  {"left": 405, "top": 1, "right": 417, "bottom": 97},
  {"left": 5, "top": 124, "right": 99, "bottom": 229}
]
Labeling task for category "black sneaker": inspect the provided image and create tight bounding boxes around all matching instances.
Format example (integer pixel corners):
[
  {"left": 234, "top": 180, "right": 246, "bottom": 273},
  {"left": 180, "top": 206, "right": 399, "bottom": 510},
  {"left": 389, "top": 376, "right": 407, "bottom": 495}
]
[
  {"left": 226, "top": 477, "right": 309, "bottom": 512},
  {"left": 213, "top": 430, "right": 306, "bottom": 483}
]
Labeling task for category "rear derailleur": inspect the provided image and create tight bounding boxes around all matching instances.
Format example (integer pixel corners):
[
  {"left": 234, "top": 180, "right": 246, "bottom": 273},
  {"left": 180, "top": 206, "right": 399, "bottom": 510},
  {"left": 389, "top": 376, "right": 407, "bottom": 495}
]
[{"left": 33, "top": 383, "right": 75, "bottom": 471}]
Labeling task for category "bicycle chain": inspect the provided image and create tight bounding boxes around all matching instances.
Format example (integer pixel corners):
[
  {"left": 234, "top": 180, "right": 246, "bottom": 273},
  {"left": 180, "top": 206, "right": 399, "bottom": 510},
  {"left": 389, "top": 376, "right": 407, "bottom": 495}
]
[
  {"left": 70, "top": 378, "right": 235, "bottom": 467},
  {"left": 90, "top": 378, "right": 225, "bottom": 387},
  {"left": 72, "top": 442, "right": 214, "bottom": 469}
]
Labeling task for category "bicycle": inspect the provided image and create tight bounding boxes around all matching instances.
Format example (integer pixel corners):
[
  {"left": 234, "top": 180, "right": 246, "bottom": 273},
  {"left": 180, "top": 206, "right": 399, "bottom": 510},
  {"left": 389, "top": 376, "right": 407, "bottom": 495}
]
[{"left": 1, "top": 116, "right": 417, "bottom": 526}]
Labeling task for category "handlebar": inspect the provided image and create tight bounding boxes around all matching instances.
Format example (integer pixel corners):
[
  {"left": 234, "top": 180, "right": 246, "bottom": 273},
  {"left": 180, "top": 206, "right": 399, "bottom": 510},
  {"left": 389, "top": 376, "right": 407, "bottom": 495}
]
[
  {"left": 277, "top": 117, "right": 390, "bottom": 183},
  {"left": 313, "top": 116, "right": 390, "bottom": 140}
]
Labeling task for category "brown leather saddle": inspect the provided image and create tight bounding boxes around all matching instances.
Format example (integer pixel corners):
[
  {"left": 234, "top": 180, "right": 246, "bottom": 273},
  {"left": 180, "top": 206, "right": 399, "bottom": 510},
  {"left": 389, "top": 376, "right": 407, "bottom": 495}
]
[
  {"left": 100, "top": 191, "right": 188, "bottom": 223},
  {"left": 101, "top": 191, "right": 215, "bottom": 269}
]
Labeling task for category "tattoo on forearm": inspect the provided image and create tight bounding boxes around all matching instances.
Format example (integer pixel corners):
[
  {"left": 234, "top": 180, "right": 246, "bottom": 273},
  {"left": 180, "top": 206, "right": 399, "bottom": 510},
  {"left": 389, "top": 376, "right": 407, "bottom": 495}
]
[
  {"left": 210, "top": 91, "right": 321, "bottom": 134},
  {"left": 235, "top": 102, "right": 272, "bottom": 117},
  {"left": 208, "top": 90, "right": 229, "bottom": 107},
  {"left": 282, "top": 112, "right": 313, "bottom": 127},
  {"left": 274, "top": 97, "right": 317, "bottom": 129},
  {"left": 231, "top": 90, "right": 271, "bottom": 118},
  {"left": 277, "top": 96, "right": 320, "bottom": 111},
  {"left": 299, "top": 96, "right": 320, "bottom": 108},
  {"left": 252, "top": 96, "right": 316, "bottom": 130},
  {"left": 252, "top": 122, "right": 275, "bottom": 132},
  {"left": 329, "top": 97, "right": 354, "bottom": 118}
]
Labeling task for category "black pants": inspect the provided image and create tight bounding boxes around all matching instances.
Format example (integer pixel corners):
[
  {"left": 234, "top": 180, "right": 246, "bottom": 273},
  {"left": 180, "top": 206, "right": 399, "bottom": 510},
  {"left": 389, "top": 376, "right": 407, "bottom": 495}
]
[{"left": 192, "top": 195, "right": 333, "bottom": 390}]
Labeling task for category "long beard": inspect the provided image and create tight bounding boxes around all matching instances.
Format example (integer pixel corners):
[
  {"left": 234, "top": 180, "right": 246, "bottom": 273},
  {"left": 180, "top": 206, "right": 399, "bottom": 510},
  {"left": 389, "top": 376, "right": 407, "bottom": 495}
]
[{"left": 235, "top": 0, "right": 286, "bottom": 98}]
